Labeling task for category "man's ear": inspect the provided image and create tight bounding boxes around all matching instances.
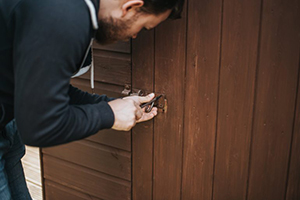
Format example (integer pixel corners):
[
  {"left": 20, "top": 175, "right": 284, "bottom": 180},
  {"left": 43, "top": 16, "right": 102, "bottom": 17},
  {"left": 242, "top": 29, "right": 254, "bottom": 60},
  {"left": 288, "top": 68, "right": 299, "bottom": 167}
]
[{"left": 121, "top": 0, "right": 144, "bottom": 17}]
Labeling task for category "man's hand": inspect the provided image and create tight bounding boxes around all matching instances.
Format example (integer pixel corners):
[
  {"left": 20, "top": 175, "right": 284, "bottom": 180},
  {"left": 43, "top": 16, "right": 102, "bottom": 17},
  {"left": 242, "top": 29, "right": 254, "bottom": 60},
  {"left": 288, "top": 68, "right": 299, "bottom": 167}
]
[{"left": 108, "top": 93, "right": 158, "bottom": 131}]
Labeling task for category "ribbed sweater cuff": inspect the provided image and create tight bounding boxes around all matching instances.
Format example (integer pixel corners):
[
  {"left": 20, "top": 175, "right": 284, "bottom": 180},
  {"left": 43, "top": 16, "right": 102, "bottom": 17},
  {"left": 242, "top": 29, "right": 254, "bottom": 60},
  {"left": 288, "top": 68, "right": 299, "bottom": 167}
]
[{"left": 96, "top": 101, "right": 115, "bottom": 129}]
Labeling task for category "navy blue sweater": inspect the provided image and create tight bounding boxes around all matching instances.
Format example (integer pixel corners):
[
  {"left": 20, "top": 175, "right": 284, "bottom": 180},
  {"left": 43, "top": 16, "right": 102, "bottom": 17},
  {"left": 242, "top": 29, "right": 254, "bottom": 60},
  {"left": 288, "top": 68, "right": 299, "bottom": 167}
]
[{"left": 0, "top": 0, "right": 115, "bottom": 147}]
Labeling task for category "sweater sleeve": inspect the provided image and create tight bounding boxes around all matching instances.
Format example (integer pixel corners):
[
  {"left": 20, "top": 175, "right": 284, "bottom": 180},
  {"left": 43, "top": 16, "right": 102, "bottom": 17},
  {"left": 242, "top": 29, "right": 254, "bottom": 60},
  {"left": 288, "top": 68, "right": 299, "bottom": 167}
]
[
  {"left": 13, "top": 0, "right": 114, "bottom": 147},
  {"left": 68, "top": 84, "right": 116, "bottom": 105}
]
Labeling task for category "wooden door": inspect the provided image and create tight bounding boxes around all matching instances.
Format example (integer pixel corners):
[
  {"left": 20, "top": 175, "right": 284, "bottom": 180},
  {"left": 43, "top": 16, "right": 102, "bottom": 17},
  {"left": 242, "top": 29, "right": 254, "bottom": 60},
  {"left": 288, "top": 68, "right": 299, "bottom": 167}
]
[
  {"left": 41, "top": 0, "right": 300, "bottom": 199},
  {"left": 132, "top": 1, "right": 300, "bottom": 200}
]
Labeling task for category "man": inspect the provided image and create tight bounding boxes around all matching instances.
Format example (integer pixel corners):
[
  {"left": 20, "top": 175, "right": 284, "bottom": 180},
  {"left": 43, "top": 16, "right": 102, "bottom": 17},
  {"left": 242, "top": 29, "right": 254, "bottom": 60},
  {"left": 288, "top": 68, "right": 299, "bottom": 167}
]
[{"left": 0, "top": 0, "right": 184, "bottom": 199}]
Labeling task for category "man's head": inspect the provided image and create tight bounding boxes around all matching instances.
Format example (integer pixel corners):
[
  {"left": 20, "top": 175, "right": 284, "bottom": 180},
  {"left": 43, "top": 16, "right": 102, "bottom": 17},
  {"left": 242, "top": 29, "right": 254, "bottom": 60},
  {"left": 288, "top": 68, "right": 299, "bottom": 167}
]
[{"left": 96, "top": 0, "right": 184, "bottom": 45}]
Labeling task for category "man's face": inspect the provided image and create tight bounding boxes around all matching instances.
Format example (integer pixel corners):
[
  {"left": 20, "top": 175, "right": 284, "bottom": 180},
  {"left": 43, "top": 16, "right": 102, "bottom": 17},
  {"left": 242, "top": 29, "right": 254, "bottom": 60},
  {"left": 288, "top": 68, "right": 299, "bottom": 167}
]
[{"left": 95, "top": 10, "right": 171, "bottom": 45}]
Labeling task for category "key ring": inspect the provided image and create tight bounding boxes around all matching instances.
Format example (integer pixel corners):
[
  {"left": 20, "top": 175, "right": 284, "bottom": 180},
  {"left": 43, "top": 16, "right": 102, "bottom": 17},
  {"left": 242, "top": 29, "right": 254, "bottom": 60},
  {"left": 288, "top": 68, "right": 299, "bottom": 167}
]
[
  {"left": 140, "top": 95, "right": 163, "bottom": 113},
  {"left": 145, "top": 101, "right": 155, "bottom": 113}
]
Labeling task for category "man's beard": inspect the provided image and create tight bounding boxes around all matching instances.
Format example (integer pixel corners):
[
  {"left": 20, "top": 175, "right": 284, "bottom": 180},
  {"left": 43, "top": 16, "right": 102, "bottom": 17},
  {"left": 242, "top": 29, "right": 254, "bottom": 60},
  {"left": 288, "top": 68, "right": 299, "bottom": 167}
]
[{"left": 95, "top": 17, "right": 132, "bottom": 45}]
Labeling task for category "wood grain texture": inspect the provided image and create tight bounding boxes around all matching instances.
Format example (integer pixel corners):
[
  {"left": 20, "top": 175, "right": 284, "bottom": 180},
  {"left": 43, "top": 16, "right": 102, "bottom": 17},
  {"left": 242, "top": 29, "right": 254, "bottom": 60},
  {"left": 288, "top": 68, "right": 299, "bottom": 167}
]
[
  {"left": 45, "top": 180, "right": 103, "bottom": 200},
  {"left": 132, "top": 29, "right": 155, "bottom": 200},
  {"left": 80, "top": 50, "right": 131, "bottom": 86},
  {"left": 23, "top": 160, "right": 41, "bottom": 186},
  {"left": 87, "top": 129, "right": 131, "bottom": 152},
  {"left": 247, "top": 0, "right": 300, "bottom": 199},
  {"left": 93, "top": 41, "right": 130, "bottom": 54},
  {"left": 286, "top": 63, "right": 300, "bottom": 199},
  {"left": 181, "top": 0, "right": 222, "bottom": 199},
  {"left": 27, "top": 181, "right": 43, "bottom": 200},
  {"left": 213, "top": 1, "right": 261, "bottom": 200},
  {"left": 42, "top": 140, "right": 131, "bottom": 181},
  {"left": 71, "top": 78, "right": 126, "bottom": 98},
  {"left": 43, "top": 155, "right": 131, "bottom": 200},
  {"left": 152, "top": 5, "right": 187, "bottom": 200},
  {"left": 22, "top": 146, "right": 42, "bottom": 200},
  {"left": 22, "top": 147, "right": 41, "bottom": 169}
]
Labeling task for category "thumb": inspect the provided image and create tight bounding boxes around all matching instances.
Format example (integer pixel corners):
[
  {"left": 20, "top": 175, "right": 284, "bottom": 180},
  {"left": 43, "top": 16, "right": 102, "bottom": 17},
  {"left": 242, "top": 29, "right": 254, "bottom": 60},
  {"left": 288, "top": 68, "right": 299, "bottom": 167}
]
[{"left": 138, "top": 93, "right": 155, "bottom": 104}]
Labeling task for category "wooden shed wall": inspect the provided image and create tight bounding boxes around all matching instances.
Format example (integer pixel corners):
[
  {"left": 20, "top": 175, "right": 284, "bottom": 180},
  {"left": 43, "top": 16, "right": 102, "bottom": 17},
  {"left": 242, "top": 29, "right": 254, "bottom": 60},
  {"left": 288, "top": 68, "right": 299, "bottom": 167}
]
[
  {"left": 41, "top": 0, "right": 300, "bottom": 199},
  {"left": 41, "top": 41, "right": 133, "bottom": 200}
]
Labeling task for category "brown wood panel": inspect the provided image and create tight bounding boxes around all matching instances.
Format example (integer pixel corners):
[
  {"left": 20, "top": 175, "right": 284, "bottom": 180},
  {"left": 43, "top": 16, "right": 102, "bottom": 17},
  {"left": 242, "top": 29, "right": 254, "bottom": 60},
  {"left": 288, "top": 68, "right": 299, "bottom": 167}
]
[
  {"left": 79, "top": 50, "right": 131, "bottom": 86},
  {"left": 213, "top": 1, "right": 261, "bottom": 200},
  {"left": 71, "top": 78, "right": 125, "bottom": 97},
  {"left": 247, "top": 0, "right": 300, "bottom": 199},
  {"left": 93, "top": 81, "right": 126, "bottom": 98},
  {"left": 93, "top": 41, "right": 130, "bottom": 54},
  {"left": 132, "top": 29, "right": 155, "bottom": 200},
  {"left": 87, "top": 129, "right": 131, "bottom": 152},
  {"left": 181, "top": 0, "right": 222, "bottom": 199},
  {"left": 45, "top": 180, "right": 103, "bottom": 200},
  {"left": 42, "top": 140, "right": 131, "bottom": 181},
  {"left": 43, "top": 155, "right": 131, "bottom": 200},
  {"left": 153, "top": 5, "right": 187, "bottom": 200},
  {"left": 286, "top": 66, "right": 300, "bottom": 199}
]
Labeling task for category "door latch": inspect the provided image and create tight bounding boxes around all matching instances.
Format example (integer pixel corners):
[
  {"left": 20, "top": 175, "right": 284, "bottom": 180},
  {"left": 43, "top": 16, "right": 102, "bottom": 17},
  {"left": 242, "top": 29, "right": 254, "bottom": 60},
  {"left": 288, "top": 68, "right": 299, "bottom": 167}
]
[
  {"left": 156, "top": 96, "right": 168, "bottom": 113},
  {"left": 121, "top": 85, "right": 144, "bottom": 96}
]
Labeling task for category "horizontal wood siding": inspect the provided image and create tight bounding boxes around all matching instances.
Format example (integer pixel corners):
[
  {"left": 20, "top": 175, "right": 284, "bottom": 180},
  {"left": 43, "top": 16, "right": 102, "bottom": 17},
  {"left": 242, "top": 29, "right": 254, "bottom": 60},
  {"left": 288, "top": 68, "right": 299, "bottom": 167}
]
[
  {"left": 71, "top": 78, "right": 125, "bottom": 97},
  {"left": 42, "top": 140, "right": 131, "bottom": 180},
  {"left": 86, "top": 129, "right": 131, "bottom": 152},
  {"left": 43, "top": 156, "right": 131, "bottom": 200},
  {"left": 79, "top": 50, "right": 131, "bottom": 86},
  {"left": 45, "top": 180, "right": 103, "bottom": 200},
  {"left": 93, "top": 41, "right": 130, "bottom": 54},
  {"left": 42, "top": 41, "right": 131, "bottom": 200}
]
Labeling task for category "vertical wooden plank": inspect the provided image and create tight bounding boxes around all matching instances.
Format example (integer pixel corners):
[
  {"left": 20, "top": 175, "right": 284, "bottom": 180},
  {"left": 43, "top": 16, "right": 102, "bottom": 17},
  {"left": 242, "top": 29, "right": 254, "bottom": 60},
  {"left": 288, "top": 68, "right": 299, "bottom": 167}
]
[
  {"left": 286, "top": 62, "right": 300, "bottom": 199},
  {"left": 153, "top": 5, "right": 187, "bottom": 200},
  {"left": 213, "top": 0, "right": 261, "bottom": 200},
  {"left": 132, "top": 30, "right": 155, "bottom": 200},
  {"left": 247, "top": 0, "right": 300, "bottom": 199},
  {"left": 181, "top": 0, "right": 222, "bottom": 199}
]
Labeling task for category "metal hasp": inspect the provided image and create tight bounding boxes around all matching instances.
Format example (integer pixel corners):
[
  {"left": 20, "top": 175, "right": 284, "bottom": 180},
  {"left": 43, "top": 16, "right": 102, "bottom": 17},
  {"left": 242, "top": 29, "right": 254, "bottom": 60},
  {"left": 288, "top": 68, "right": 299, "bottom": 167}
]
[
  {"left": 121, "top": 85, "right": 144, "bottom": 96},
  {"left": 121, "top": 84, "right": 132, "bottom": 96},
  {"left": 121, "top": 85, "right": 167, "bottom": 113},
  {"left": 157, "top": 96, "right": 168, "bottom": 113}
]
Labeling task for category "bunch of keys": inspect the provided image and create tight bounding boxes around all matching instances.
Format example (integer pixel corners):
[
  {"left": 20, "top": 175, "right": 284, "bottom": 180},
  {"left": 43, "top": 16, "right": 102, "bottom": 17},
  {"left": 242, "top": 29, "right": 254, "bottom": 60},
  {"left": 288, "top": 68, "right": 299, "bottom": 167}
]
[{"left": 140, "top": 95, "right": 163, "bottom": 113}]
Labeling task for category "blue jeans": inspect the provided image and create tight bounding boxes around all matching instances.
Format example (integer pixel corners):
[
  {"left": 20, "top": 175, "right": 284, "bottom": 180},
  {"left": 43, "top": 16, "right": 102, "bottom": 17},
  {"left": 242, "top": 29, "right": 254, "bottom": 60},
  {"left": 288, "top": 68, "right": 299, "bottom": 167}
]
[{"left": 0, "top": 120, "right": 32, "bottom": 200}]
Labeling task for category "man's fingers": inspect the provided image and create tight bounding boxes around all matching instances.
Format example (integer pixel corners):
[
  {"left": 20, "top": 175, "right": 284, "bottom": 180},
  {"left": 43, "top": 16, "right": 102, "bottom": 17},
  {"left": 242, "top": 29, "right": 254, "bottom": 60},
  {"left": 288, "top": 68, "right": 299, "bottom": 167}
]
[
  {"left": 138, "top": 93, "right": 155, "bottom": 104},
  {"left": 135, "top": 107, "right": 143, "bottom": 120},
  {"left": 137, "top": 107, "right": 158, "bottom": 123}
]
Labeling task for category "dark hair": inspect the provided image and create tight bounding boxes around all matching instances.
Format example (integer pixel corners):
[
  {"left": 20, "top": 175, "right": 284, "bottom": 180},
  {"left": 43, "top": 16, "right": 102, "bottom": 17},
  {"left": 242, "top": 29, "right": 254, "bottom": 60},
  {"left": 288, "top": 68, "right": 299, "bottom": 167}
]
[{"left": 140, "top": 0, "right": 184, "bottom": 19}]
